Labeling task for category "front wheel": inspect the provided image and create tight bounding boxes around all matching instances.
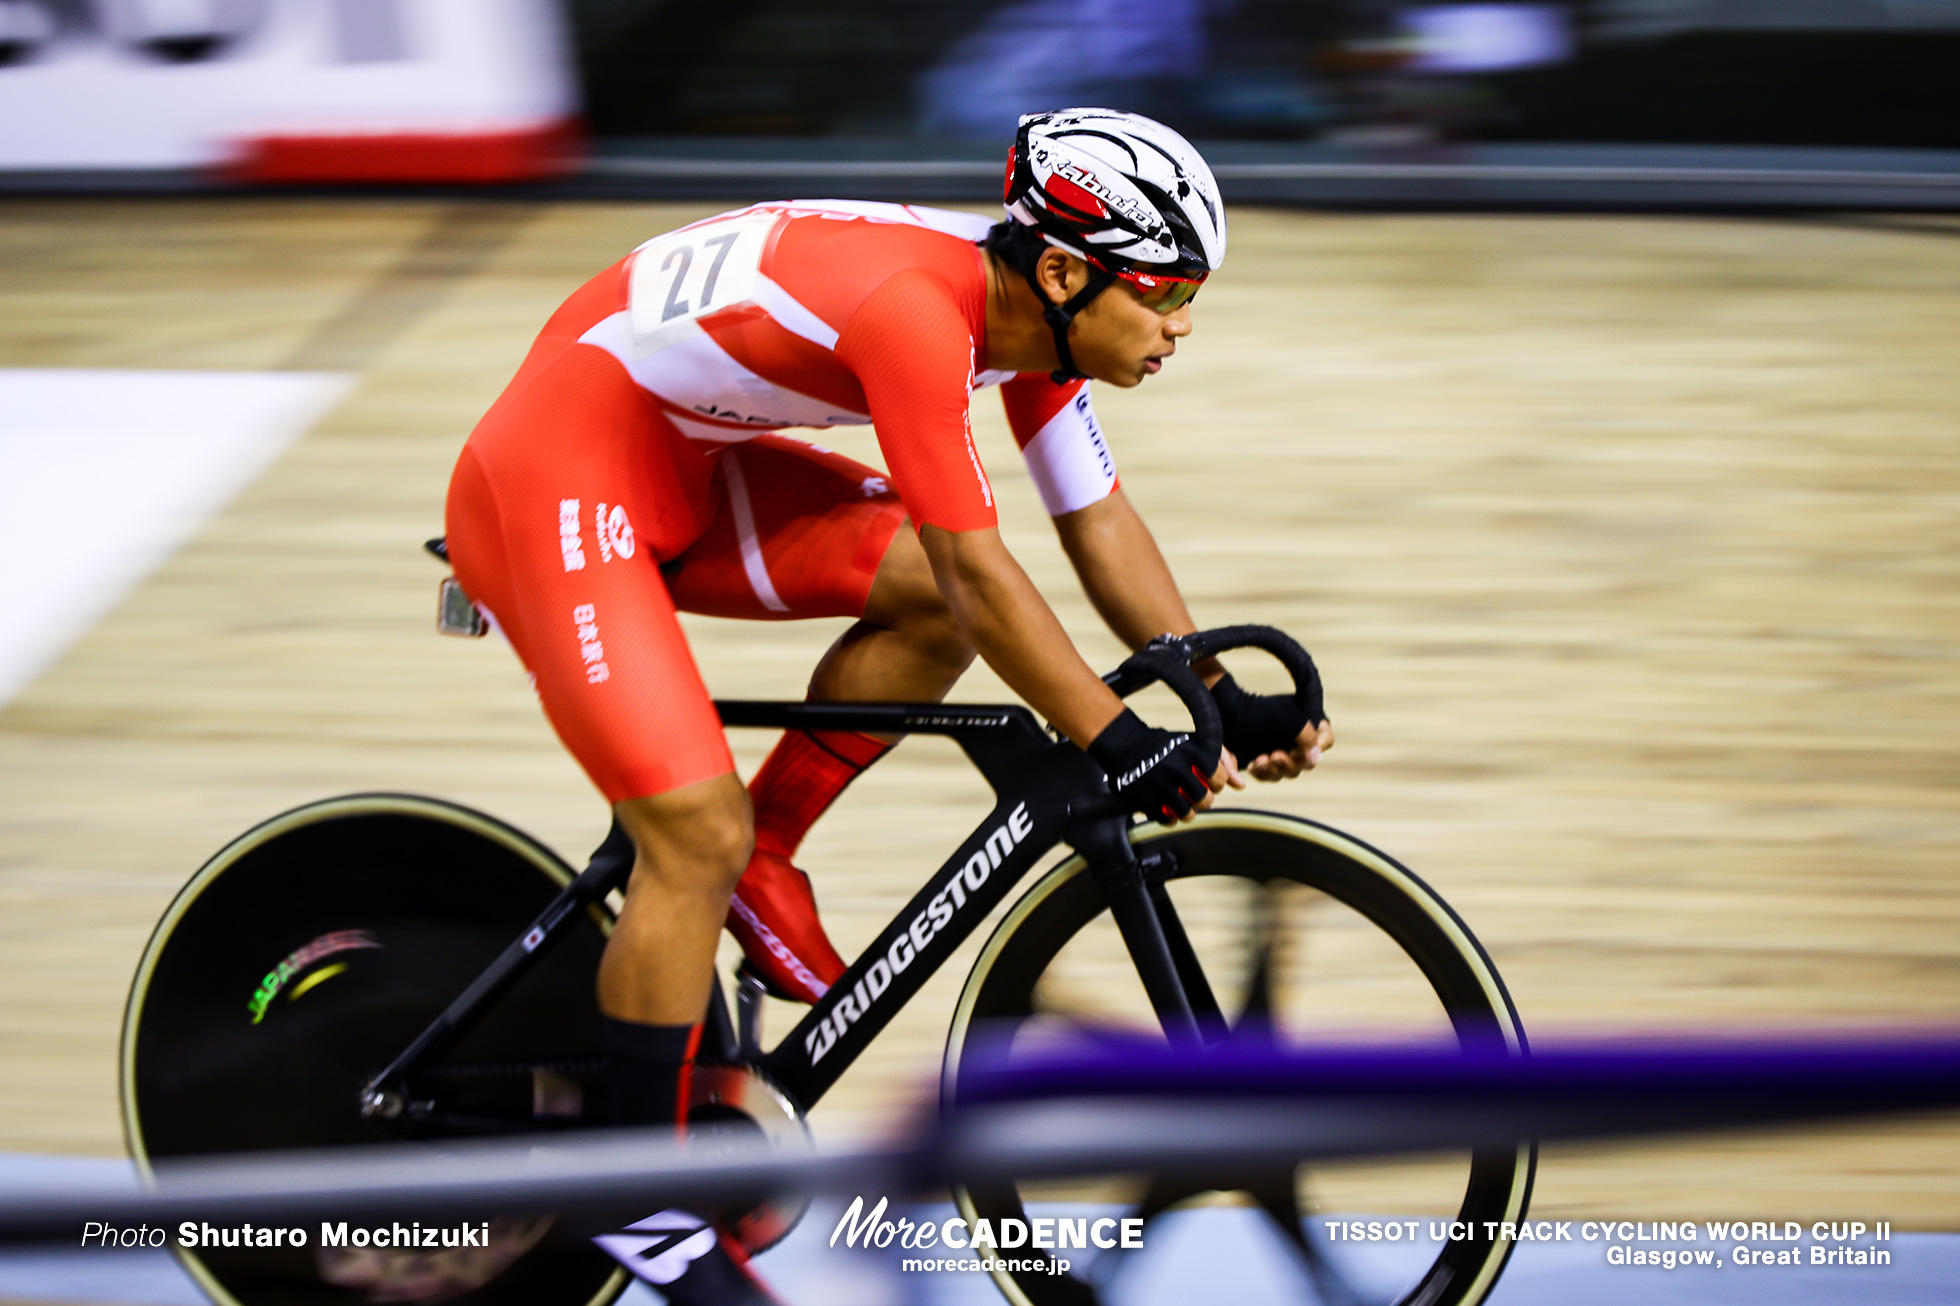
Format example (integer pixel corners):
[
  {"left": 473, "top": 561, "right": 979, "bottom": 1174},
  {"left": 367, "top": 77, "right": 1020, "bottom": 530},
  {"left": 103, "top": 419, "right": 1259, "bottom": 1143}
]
[{"left": 944, "top": 810, "right": 1534, "bottom": 1306}]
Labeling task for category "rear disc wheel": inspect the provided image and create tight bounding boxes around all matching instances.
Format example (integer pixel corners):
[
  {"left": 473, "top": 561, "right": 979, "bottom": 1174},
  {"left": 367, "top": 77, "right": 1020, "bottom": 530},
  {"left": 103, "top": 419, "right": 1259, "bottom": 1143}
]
[{"left": 121, "top": 793, "right": 626, "bottom": 1306}]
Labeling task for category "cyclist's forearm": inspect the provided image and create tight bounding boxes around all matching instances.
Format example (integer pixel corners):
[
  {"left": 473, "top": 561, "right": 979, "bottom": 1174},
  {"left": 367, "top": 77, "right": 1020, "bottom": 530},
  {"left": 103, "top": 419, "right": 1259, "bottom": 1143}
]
[
  {"left": 1053, "top": 491, "right": 1224, "bottom": 685},
  {"left": 918, "top": 524, "right": 1124, "bottom": 748}
]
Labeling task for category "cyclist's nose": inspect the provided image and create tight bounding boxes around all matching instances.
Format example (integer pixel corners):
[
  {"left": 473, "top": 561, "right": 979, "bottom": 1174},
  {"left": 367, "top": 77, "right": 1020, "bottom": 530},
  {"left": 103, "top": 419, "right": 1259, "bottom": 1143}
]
[{"left": 1164, "top": 308, "right": 1193, "bottom": 339}]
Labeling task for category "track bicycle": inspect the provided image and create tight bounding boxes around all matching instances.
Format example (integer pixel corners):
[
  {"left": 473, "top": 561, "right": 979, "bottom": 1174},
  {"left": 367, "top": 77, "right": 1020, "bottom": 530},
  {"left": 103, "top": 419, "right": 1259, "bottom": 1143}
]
[{"left": 122, "top": 618, "right": 1533, "bottom": 1306}]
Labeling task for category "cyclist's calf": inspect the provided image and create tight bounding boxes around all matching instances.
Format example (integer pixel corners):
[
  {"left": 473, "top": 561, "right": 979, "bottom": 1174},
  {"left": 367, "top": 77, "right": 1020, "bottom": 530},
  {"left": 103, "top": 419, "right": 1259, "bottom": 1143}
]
[
  {"left": 813, "top": 526, "right": 975, "bottom": 705},
  {"left": 597, "top": 773, "right": 754, "bottom": 1025},
  {"left": 873, "top": 535, "right": 975, "bottom": 676}
]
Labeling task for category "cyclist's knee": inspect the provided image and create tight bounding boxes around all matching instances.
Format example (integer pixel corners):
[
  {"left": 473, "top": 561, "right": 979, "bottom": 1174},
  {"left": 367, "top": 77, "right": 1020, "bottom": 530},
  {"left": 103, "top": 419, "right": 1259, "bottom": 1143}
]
[
  {"left": 614, "top": 774, "right": 753, "bottom": 900},
  {"left": 627, "top": 826, "right": 751, "bottom": 902},
  {"left": 907, "top": 599, "right": 974, "bottom": 672},
  {"left": 703, "top": 809, "right": 755, "bottom": 888}
]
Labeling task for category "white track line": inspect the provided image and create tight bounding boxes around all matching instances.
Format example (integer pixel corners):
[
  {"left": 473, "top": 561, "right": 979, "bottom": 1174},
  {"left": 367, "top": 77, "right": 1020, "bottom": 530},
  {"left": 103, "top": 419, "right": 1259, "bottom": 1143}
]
[{"left": 0, "top": 369, "right": 350, "bottom": 707}]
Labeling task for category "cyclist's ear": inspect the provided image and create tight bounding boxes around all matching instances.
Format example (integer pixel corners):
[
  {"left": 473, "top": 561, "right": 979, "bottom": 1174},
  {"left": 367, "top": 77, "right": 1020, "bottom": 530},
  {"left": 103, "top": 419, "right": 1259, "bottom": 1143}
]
[{"left": 1034, "top": 246, "right": 1079, "bottom": 302}]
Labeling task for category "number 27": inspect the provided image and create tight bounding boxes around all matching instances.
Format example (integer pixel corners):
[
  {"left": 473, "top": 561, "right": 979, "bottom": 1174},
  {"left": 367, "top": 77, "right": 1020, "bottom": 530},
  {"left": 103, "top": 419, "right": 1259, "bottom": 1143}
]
[{"left": 659, "top": 231, "right": 742, "bottom": 324}]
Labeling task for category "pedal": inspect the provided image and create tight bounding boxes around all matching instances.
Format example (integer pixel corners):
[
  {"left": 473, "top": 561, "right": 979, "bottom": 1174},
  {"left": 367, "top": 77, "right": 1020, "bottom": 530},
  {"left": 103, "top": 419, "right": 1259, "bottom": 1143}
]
[
  {"left": 734, "top": 957, "right": 806, "bottom": 1004},
  {"left": 682, "top": 1063, "right": 812, "bottom": 1253},
  {"left": 437, "top": 576, "right": 488, "bottom": 638}
]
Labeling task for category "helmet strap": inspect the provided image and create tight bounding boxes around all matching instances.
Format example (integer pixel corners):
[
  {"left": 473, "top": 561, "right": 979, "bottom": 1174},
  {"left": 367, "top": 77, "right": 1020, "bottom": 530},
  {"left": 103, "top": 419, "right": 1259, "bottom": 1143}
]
[{"left": 1027, "top": 264, "right": 1114, "bottom": 385}]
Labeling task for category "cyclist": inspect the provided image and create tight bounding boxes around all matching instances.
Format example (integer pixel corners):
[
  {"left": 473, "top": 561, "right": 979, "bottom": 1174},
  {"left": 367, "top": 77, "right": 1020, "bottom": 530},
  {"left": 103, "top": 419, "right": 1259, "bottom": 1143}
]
[{"left": 444, "top": 107, "right": 1333, "bottom": 1302}]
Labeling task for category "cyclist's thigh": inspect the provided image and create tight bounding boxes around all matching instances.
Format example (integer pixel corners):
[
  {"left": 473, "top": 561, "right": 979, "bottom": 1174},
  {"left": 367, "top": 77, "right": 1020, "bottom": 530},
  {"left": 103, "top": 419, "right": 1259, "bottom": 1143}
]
[
  {"left": 445, "top": 351, "right": 732, "bottom": 803},
  {"left": 663, "top": 433, "right": 907, "bottom": 621}
]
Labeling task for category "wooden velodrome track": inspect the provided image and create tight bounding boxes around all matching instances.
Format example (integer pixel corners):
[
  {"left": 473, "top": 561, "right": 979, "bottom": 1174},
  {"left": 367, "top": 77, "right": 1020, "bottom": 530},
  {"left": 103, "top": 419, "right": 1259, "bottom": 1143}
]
[{"left": 1, "top": 199, "right": 1957, "bottom": 1230}]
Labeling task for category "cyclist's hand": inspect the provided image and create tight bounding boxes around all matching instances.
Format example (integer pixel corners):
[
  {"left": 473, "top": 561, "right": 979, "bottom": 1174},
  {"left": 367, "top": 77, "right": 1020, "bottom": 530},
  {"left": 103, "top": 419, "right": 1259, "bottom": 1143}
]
[
  {"left": 1088, "top": 708, "right": 1225, "bottom": 825},
  {"left": 1244, "top": 717, "right": 1335, "bottom": 783},
  {"left": 1210, "top": 672, "right": 1314, "bottom": 767}
]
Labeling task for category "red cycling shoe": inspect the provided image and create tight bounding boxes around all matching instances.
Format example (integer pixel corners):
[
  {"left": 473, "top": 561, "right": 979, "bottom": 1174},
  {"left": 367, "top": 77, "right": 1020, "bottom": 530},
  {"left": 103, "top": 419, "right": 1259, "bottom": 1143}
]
[{"left": 725, "top": 849, "right": 847, "bottom": 1004}]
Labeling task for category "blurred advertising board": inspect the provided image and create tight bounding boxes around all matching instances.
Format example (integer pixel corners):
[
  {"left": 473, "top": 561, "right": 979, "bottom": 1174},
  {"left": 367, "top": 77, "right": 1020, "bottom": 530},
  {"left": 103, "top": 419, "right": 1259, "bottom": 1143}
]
[{"left": 0, "top": 0, "right": 578, "bottom": 180}]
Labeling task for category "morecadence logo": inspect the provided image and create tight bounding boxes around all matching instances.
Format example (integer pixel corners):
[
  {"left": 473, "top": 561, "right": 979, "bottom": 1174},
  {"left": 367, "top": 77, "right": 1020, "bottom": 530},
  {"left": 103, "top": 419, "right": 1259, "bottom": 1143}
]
[{"left": 830, "top": 1195, "right": 1141, "bottom": 1272}]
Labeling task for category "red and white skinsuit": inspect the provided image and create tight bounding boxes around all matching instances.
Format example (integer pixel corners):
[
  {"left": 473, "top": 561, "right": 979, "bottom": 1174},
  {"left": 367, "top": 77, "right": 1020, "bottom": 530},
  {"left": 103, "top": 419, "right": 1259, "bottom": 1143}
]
[{"left": 446, "top": 201, "right": 1118, "bottom": 1001}]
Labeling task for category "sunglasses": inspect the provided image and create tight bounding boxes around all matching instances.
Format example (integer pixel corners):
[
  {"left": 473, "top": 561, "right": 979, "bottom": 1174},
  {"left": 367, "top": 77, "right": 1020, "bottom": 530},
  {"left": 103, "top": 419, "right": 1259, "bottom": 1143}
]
[{"left": 1119, "top": 268, "right": 1206, "bottom": 314}]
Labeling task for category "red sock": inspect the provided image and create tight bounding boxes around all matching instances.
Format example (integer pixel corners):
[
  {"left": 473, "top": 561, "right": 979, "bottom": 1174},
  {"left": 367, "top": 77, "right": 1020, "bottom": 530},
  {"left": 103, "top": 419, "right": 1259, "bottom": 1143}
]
[{"left": 749, "top": 729, "right": 892, "bottom": 859}]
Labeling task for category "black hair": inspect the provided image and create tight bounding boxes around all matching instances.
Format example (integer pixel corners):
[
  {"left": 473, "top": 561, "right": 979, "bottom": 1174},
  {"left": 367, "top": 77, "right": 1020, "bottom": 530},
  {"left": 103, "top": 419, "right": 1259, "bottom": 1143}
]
[{"left": 981, "top": 219, "right": 1053, "bottom": 283}]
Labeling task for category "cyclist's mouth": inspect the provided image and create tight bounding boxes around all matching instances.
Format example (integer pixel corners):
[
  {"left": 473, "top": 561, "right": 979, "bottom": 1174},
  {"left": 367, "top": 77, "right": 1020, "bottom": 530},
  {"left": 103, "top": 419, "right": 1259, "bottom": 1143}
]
[{"left": 1144, "top": 355, "right": 1168, "bottom": 374}]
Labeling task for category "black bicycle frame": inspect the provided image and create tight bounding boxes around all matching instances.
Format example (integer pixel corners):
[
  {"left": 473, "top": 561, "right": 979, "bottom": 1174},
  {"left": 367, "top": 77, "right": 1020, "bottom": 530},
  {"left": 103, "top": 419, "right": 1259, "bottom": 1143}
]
[{"left": 358, "top": 699, "right": 1200, "bottom": 1123}]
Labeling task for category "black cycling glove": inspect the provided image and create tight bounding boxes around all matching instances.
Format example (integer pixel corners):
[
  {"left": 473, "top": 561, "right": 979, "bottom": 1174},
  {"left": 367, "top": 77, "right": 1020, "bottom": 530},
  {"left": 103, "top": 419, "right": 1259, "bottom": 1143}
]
[
  {"left": 1210, "top": 672, "right": 1312, "bottom": 762},
  {"left": 1088, "top": 708, "right": 1220, "bottom": 824}
]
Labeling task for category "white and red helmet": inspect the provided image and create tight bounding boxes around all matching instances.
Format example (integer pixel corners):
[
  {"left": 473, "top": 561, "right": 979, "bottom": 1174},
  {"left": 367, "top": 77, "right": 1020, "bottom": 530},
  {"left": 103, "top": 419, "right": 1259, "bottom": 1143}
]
[{"left": 1004, "top": 108, "right": 1227, "bottom": 300}]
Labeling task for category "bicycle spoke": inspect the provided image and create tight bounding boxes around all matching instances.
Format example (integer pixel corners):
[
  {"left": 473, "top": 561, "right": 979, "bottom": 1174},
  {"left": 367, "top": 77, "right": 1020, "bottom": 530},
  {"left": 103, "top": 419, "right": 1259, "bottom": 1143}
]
[
  {"left": 1231, "top": 881, "right": 1284, "bottom": 1039},
  {"left": 1298, "top": 1214, "right": 1381, "bottom": 1306},
  {"left": 1245, "top": 1166, "right": 1311, "bottom": 1257},
  {"left": 1130, "top": 1173, "right": 1215, "bottom": 1226},
  {"left": 1123, "top": 1167, "right": 1387, "bottom": 1306},
  {"left": 1240, "top": 1167, "right": 1380, "bottom": 1306},
  {"left": 1027, "top": 987, "right": 1164, "bottom": 1045}
]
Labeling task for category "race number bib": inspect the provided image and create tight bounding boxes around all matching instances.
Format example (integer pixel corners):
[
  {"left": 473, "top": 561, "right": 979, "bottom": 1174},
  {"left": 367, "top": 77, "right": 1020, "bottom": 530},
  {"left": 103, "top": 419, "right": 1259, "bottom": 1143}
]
[{"left": 627, "top": 210, "right": 780, "bottom": 353}]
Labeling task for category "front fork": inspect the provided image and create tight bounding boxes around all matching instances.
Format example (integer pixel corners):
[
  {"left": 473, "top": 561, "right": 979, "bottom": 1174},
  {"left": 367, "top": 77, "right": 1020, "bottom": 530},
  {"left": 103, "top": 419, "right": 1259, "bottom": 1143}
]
[{"left": 1069, "top": 815, "right": 1226, "bottom": 1049}]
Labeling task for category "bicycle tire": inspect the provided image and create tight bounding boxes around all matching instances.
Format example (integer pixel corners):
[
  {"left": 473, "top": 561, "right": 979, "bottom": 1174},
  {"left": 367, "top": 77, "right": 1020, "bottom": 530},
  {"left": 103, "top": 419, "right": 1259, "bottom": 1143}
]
[
  {"left": 120, "top": 793, "right": 628, "bottom": 1306},
  {"left": 944, "top": 810, "right": 1534, "bottom": 1306}
]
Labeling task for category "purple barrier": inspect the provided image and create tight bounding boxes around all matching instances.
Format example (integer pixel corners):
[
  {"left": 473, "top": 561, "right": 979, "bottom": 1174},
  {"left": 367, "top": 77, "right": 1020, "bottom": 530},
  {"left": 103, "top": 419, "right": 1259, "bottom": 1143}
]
[
  {"left": 932, "top": 1035, "right": 1960, "bottom": 1173},
  {"left": 952, "top": 1035, "right": 1960, "bottom": 1110},
  {"left": 0, "top": 1035, "right": 1953, "bottom": 1244}
]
